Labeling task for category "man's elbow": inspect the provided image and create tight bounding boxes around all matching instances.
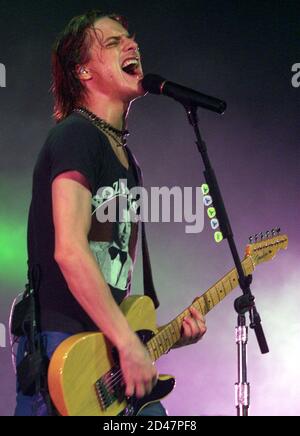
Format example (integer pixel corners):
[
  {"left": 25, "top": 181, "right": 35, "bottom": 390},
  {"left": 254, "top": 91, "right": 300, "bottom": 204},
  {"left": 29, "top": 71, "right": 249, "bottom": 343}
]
[
  {"left": 54, "top": 242, "right": 87, "bottom": 268},
  {"left": 54, "top": 246, "right": 73, "bottom": 267}
]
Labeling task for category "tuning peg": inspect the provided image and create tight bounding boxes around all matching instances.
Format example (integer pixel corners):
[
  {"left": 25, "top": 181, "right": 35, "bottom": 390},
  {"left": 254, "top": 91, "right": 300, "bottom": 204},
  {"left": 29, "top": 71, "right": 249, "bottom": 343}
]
[
  {"left": 265, "top": 230, "right": 270, "bottom": 238},
  {"left": 254, "top": 233, "right": 259, "bottom": 242},
  {"left": 259, "top": 232, "right": 264, "bottom": 240},
  {"left": 271, "top": 228, "right": 280, "bottom": 236},
  {"left": 249, "top": 235, "right": 254, "bottom": 244}
]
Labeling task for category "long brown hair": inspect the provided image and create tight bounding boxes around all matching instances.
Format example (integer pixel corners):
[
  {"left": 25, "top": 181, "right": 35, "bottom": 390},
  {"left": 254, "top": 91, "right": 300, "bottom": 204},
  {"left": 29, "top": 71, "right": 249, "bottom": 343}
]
[{"left": 51, "top": 10, "right": 128, "bottom": 123}]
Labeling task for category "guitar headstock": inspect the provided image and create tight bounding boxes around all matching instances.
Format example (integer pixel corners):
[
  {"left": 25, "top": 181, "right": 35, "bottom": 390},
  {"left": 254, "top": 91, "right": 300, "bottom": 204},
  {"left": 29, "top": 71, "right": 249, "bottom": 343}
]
[{"left": 245, "top": 228, "right": 288, "bottom": 267}]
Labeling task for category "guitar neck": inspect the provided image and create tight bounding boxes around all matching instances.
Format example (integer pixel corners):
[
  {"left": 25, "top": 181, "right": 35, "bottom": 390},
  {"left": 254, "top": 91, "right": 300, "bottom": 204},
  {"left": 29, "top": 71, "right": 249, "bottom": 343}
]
[{"left": 146, "top": 256, "right": 254, "bottom": 361}]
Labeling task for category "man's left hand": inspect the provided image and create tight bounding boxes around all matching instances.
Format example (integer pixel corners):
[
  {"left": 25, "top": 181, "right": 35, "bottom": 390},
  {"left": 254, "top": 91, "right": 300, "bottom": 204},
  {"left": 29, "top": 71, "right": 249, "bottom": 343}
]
[{"left": 174, "top": 306, "right": 207, "bottom": 348}]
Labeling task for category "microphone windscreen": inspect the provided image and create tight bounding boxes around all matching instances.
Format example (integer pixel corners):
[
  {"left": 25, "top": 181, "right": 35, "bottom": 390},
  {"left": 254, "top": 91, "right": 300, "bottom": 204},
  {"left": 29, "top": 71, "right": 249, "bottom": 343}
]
[{"left": 141, "top": 74, "right": 166, "bottom": 94}]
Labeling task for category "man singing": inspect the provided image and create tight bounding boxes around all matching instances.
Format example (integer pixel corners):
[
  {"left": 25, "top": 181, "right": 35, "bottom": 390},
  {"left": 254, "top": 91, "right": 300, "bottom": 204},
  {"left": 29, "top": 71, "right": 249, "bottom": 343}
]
[{"left": 14, "top": 10, "right": 206, "bottom": 416}]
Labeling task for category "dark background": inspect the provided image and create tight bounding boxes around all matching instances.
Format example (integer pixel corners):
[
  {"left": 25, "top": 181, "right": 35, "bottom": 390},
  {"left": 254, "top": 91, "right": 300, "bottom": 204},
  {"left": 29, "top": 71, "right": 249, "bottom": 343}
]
[{"left": 0, "top": 0, "right": 299, "bottom": 415}]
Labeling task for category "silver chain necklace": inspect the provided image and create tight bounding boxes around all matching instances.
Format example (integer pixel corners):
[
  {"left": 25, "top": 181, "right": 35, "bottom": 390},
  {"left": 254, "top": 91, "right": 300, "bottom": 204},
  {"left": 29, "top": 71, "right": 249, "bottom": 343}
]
[{"left": 74, "top": 107, "right": 129, "bottom": 147}]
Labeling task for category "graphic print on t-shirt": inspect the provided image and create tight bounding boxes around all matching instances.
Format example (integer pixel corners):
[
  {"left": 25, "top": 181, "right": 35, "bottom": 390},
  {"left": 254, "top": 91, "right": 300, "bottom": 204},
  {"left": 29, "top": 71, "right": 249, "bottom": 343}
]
[{"left": 89, "top": 179, "right": 138, "bottom": 292}]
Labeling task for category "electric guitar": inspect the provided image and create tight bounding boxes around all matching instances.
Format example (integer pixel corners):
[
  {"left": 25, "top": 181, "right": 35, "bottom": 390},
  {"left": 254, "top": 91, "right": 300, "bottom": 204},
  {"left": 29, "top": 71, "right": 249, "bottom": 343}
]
[{"left": 48, "top": 233, "right": 288, "bottom": 416}]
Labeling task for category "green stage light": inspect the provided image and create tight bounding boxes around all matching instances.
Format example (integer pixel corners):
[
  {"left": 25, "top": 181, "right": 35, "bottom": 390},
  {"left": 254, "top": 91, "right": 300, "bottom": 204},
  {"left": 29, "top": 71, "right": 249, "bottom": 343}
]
[{"left": 0, "top": 217, "right": 27, "bottom": 289}]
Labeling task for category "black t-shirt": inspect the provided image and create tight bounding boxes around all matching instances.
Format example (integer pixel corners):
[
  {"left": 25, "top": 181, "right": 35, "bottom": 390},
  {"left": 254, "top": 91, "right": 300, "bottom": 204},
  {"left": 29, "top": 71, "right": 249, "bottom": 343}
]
[{"left": 28, "top": 112, "right": 139, "bottom": 333}]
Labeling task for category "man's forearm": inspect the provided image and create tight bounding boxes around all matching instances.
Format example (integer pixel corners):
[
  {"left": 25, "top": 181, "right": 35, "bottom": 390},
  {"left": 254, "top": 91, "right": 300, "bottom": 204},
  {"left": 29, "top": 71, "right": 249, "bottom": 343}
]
[{"left": 55, "top": 242, "right": 135, "bottom": 351}]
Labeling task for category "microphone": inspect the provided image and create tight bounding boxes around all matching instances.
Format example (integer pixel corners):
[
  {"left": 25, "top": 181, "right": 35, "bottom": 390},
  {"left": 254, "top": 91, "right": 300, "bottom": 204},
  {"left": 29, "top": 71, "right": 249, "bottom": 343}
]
[{"left": 141, "top": 74, "right": 227, "bottom": 114}]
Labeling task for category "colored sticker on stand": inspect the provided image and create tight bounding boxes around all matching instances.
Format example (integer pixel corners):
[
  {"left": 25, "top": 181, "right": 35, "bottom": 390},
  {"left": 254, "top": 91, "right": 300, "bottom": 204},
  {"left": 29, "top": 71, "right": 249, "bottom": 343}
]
[
  {"left": 214, "top": 231, "right": 223, "bottom": 243},
  {"left": 201, "top": 184, "right": 210, "bottom": 195},
  {"left": 203, "top": 195, "right": 213, "bottom": 207},
  {"left": 207, "top": 207, "right": 216, "bottom": 219},
  {"left": 210, "top": 218, "right": 219, "bottom": 230}
]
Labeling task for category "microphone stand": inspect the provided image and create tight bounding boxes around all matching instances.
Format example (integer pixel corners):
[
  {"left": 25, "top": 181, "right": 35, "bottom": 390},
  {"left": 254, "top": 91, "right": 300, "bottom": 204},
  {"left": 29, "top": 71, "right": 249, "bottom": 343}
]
[{"left": 185, "top": 105, "right": 269, "bottom": 416}]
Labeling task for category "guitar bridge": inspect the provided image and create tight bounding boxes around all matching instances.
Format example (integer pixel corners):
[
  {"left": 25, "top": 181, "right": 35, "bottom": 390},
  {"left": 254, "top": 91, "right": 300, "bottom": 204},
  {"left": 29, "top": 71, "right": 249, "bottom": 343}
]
[{"left": 95, "top": 367, "right": 124, "bottom": 411}]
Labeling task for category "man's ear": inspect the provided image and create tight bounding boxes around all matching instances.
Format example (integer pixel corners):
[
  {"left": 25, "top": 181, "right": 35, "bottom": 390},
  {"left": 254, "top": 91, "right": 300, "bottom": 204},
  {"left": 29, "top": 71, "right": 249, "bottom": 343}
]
[{"left": 76, "top": 65, "right": 92, "bottom": 80}]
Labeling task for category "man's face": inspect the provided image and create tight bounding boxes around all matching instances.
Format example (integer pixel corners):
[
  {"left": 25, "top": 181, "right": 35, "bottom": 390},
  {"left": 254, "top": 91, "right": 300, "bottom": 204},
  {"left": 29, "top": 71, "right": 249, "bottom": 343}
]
[{"left": 85, "top": 17, "right": 145, "bottom": 102}]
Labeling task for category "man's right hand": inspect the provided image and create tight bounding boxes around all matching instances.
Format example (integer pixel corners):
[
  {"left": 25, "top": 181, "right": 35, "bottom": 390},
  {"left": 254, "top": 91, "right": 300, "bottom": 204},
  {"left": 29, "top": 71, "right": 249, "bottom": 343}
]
[{"left": 118, "top": 334, "right": 158, "bottom": 399}]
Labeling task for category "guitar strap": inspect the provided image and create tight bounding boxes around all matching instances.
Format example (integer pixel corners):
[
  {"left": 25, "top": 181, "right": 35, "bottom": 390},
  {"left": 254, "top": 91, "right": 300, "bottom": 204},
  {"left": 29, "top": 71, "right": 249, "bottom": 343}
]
[
  {"left": 27, "top": 264, "right": 56, "bottom": 415},
  {"left": 12, "top": 230, "right": 56, "bottom": 414},
  {"left": 126, "top": 146, "right": 160, "bottom": 309}
]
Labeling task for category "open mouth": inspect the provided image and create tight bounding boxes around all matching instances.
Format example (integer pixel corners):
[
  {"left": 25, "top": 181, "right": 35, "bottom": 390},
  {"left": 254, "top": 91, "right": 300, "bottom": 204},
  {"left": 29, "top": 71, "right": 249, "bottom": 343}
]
[{"left": 121, "top": 58, "right": 142, "bottom": 78}]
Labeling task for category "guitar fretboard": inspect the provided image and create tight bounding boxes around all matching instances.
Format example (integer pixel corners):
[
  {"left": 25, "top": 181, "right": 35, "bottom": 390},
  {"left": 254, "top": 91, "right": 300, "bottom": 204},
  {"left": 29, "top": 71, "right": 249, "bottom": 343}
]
[{"left": 146, "top": 256, "right": 254, "bottom": 361}]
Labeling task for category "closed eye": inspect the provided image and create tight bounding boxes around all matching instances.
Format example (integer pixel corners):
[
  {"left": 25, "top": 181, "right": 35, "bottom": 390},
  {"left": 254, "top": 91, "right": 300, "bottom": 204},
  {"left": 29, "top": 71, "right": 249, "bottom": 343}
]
[
  {"left": 105, "top": 37, "right": 121, "bottom": 47},
  {"left": 105, "top": 33, "right": 136, "bottom": 48}
]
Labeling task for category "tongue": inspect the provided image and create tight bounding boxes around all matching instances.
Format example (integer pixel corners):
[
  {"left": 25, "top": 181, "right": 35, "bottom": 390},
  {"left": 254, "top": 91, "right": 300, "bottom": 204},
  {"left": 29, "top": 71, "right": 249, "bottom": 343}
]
[{"left": 122, "top": 64, "right": 137, "bottom": 75}]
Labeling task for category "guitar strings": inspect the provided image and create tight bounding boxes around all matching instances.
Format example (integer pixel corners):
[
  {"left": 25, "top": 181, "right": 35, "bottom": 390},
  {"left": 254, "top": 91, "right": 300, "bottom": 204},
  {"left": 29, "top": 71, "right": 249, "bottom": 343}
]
[
  {"left": 101, "top": 332, "right": 175, "bottom": 397},
  {"left": 103, "top": 340, "right": 161, "bottom": 394},
  {"left": 101, "top": 327, "right": 178, "bottom": 400}
]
